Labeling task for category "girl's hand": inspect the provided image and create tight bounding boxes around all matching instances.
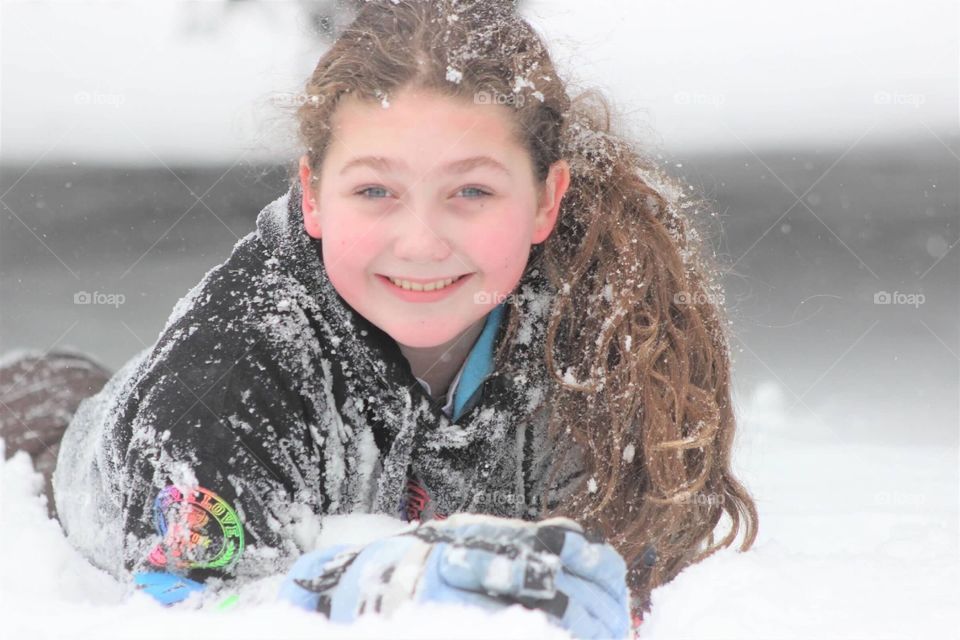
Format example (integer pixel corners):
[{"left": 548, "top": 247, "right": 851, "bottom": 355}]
[{"left": 277, "top": 513, "right": 632, "bottom": 639}]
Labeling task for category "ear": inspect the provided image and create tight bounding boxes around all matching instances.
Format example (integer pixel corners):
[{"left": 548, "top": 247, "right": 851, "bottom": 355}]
[
  {"left": 299, "top": 154, "right": 322, "bottom": 239},
  {"left": 532, "top": 159, "right": 570, "bottom": 245}
]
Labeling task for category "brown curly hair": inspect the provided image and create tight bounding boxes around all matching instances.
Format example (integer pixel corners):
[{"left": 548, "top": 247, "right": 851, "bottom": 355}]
[{"left": 289, "top": 0, "right": 758, "bottom": 609}]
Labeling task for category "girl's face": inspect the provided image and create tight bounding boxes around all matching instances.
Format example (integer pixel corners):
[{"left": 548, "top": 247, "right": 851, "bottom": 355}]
[{"left": 299, "top": 87, "right": 569, "bottom": 348}]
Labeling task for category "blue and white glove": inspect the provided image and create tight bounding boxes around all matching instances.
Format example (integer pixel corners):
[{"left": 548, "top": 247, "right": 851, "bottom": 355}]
[{"left": 278, "top": 514, "right": 631, "bottom": 639}]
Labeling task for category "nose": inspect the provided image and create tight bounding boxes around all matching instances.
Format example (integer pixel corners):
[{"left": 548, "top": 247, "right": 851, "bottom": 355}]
[{"left": 391, "top": 207, "right": 452, "bottom": 263}]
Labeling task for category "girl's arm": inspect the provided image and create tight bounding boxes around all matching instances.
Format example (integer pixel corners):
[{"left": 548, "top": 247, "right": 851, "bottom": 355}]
[{"left": 54, "top": 248, "right": 328, "bottom": 597}]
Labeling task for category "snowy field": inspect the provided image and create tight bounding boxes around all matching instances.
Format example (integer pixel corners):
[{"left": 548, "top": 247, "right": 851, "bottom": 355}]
[{"left": 2, "top": 380, "right": 956, "bottom": 640}]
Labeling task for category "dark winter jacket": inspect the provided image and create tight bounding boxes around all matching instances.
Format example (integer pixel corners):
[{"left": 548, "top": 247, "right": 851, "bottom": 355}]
[{"left": 53, "top": 181, "right": 586, "bottom": 587}]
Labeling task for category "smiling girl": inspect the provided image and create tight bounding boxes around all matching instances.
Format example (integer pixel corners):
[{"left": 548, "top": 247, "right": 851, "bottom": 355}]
[
  {"left": 298, "top": 85, "right": 568, "bottom": 394},
  {"left": 0, "top": 1, "right": 759, "bottom": 637}
]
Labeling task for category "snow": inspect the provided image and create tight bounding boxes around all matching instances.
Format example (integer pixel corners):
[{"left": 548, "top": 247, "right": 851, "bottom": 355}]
[
  {"left": 0, "top": 441, "right": 569, "bottom": 640},
  {"left": 485, "top": 556, "right": 514, "bottom": 593},
  {"left": 446, "top": 66, "right": 464, "bottom": 84},
  {"left": 586, "top": 477, "right": 599, "bottom": 494},
  {"left": 513, "top": 75, "right": 536, "bottom": 94},
  {"left": 0, "top": 374, "right": 956, "bottom": 639},
  {"left": 575, "top": 544, "right": 601, "bottom": 571}
]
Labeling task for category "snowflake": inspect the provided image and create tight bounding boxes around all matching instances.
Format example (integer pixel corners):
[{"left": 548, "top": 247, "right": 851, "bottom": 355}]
[{"left": 446, "top": 66, "right": 463, "bottom": 84}]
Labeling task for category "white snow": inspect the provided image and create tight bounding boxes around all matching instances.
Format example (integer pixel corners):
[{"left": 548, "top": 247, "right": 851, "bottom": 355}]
[
  {"left": 485, "top": 555, "right": 514, "bottom": 593},
  {"left": 0, "top": 440, "right": 568, "bottom": 640},
  {"left": 1, "top": 380, "right": 957, "bottom": 638},
  {"left": 578, "top": 544, "right": 601, "bottom": 570},
  {"left": 446, "top": 66, "right": 464, "bottom": 84},
  {"left": 586, "top": 477, "right": 599, "bottom": 494}
]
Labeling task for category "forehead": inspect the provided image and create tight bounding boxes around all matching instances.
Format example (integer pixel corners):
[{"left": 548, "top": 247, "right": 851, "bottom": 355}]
[{"left": 325, "top": 88, "right": 524, "bottom": 161}]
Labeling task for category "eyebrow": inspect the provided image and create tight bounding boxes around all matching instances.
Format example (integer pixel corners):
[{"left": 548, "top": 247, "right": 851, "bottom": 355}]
[{"left": 338, "top": 155, "right": 510, "bottom": 177}]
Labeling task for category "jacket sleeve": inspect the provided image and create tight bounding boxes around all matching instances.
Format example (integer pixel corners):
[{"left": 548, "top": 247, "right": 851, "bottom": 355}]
[{"left": 54, "top": 284, "right": 328, "bottom": 589}]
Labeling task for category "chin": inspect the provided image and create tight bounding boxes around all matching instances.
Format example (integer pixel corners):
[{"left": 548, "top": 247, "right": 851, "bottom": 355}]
[
  {"left": 375, "top": 314, "right": 470, "bottom": 349},
  {"left": 386, "top": 328, "right": 457, "bottom": 349}
]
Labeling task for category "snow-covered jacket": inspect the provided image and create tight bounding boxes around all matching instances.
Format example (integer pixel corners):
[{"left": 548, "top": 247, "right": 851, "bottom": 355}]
[{"left": 53, "top": 181, "right": 586, "bottom": 587}]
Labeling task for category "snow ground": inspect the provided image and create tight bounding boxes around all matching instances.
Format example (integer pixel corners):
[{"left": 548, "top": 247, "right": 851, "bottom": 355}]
[{"left": 1, "top": 381, "right": 957, "bottom": 640}]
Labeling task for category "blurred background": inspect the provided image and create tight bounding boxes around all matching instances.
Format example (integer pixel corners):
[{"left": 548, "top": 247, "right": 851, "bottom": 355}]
[{"left": 2, "top": 1, "right": 956, "bottom": 451}]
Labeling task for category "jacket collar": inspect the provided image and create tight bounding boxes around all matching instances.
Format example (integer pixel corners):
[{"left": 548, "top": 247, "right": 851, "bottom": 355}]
[{"left": 452, "top": 302, "right": 505, "bottom": 421}]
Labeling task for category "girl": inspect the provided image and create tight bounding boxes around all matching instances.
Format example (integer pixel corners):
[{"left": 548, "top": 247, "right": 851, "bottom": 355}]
[{"left": 2, "top": 0, "right": 758, "bottom": 637}]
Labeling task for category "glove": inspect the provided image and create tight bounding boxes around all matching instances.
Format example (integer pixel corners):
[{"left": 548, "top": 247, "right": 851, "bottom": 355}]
[
  {"left": 277, "top": 514, "right": 631, "bottom": 639},
  {"left": 133, "top": 570, "right": 206, "bottom": 606}
]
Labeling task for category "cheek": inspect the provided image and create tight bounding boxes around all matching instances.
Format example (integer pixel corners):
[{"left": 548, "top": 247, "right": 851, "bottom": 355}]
[
  {"left": 318, "top": 209, "right": 385, "bottom": 281},
  {"left": 466, "top": 207, "right": 535, "bottom": 278}
]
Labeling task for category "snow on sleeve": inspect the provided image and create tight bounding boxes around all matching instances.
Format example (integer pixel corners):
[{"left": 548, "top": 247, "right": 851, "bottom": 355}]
[{"left": 52, "top": 345, "right": 154, "bottom": 580}]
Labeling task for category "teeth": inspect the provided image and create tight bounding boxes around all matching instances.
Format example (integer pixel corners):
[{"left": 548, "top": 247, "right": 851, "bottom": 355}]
[{"left": 387, "top": 275, "right": 462, "bottom": 292}]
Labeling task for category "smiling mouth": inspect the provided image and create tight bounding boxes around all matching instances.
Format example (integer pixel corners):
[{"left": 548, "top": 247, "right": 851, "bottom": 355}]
[{"left": 380, "top": 274, "right": 471, "bottom": 292}]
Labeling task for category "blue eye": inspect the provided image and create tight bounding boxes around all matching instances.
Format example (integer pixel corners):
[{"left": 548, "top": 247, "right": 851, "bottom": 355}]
[
  {"left": 356, "top": 186, "right": 391, "bottom": 199},
  {"left": 458, "top": 187, "right": 491, "bottom": 199}
]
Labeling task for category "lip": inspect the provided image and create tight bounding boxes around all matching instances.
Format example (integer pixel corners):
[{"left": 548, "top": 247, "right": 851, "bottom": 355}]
[{"left": 376, "top": 273, "right": 473, "bottom": 303}]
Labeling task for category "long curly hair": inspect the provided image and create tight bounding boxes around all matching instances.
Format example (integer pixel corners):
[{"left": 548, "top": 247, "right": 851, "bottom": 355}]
[{"left": 290, "top": 0, "right": 758, "bottom": 608}]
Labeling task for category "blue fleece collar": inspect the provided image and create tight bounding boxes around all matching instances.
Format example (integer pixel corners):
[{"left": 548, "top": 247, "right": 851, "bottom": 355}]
[{"left": 451, "top": 303, "right": 506, "bottom": 421}]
